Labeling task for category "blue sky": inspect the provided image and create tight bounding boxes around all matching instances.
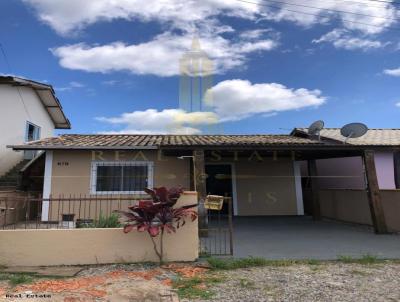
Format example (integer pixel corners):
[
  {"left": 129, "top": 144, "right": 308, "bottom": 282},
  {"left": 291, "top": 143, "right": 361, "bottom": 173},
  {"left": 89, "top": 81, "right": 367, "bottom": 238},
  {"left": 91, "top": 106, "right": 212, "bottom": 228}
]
[{"left": 1, "top": 0, "right": 400, "bottom": 135}]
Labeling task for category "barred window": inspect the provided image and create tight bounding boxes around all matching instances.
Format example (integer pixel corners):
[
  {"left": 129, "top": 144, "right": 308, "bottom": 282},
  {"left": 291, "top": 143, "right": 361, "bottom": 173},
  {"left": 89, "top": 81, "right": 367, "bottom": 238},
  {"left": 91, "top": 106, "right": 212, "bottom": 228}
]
[{"left": 91, "top": 161, "right": 154, "bottom": 194}]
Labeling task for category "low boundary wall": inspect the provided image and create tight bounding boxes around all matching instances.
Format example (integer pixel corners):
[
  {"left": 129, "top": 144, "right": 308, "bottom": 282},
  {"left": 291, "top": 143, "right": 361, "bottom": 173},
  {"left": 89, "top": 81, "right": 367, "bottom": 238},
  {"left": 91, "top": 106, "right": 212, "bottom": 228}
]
[
  {"left": 319, "top": 189, "right": 400, "bottom": 232},
  {"left": 0, "top": 192, "right": 198, "bottom": 266}
]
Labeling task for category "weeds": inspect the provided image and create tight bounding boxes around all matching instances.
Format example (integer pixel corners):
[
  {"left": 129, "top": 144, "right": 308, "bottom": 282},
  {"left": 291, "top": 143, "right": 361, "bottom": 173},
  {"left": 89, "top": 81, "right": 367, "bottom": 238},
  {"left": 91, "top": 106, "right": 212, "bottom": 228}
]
[
  {"left": 207, "top": 257, "right": 321, "bottom": 270},
  {"left": 337, "top": 254, "right": 380, "bottom": 264},
  {"left": 0, "top": 273, "right": 34, "bottom": 286},
  {"left": 172, "top": 275, "right": 223, "bottom": 300}
]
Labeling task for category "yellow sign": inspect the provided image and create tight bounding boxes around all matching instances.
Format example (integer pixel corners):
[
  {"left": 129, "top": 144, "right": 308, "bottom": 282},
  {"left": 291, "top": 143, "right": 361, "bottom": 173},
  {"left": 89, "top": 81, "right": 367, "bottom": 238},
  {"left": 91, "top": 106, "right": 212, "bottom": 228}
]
[{"left": 204, "top": 195, "right": 224, "bottom": 211}]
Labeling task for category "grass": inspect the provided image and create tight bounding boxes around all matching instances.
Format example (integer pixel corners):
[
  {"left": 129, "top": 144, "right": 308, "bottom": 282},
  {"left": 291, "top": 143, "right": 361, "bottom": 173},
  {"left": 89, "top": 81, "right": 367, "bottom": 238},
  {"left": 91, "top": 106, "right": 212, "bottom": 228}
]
[
  {"left": 0, "top": 273, "right": 34, "bottom": 286},
  {"left": 172, "top": 275, "right": 224, "bottom": 300},
  {"left": 207, "top": 257, "right": 321, "bottom": 270},
  {"left": 337, "top": 254, "right": 380, "bottom": 264}
]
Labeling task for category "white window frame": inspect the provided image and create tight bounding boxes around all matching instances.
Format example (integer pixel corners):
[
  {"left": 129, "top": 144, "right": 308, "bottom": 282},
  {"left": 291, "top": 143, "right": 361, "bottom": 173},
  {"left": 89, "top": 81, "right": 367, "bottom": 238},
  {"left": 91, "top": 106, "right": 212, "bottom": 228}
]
[
  {"left": 25, "top": 121, "right": 41, "bottom": 142},
  {"left": 90, "top": 161, "right": 154, "bottom": 195}
]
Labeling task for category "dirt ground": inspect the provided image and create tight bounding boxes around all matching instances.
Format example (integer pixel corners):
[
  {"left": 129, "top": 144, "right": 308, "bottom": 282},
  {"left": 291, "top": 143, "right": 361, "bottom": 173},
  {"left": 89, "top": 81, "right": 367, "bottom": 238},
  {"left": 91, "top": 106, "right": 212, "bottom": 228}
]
[
  {"left": 1, "top": 261, "right": 400, "bottom": 302},
  {"left": 0, "top": 263, "right": 202, "bottom": 302}
]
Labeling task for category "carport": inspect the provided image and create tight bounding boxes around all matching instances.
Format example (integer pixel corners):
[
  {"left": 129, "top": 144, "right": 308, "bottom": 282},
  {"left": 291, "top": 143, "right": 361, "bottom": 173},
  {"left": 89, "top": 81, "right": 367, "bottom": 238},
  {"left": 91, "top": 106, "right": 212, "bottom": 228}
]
[{"left": 233, "top": 216, "right": 400, "bottom": 259}]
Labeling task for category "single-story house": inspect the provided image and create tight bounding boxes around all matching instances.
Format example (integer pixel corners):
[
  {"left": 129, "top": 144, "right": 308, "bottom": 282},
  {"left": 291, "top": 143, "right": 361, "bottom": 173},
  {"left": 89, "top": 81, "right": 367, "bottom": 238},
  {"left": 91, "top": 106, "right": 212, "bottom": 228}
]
[{"left": 9, "top": 131, "right": 400, "bottom": 235}]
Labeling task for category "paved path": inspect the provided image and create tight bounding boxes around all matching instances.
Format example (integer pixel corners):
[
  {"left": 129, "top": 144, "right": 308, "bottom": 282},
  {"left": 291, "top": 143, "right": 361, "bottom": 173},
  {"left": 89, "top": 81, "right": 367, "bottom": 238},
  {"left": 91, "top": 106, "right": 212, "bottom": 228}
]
[{"left": 233, "top": 216, "right": 400, "bottom": 259}]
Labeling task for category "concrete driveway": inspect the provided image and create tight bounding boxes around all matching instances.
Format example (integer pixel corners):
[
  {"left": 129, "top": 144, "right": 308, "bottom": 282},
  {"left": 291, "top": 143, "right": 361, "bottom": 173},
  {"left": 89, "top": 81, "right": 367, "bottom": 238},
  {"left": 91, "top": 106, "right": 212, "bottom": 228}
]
[{"left": 233, "top": 216, "right": 400, "bottom": 259}]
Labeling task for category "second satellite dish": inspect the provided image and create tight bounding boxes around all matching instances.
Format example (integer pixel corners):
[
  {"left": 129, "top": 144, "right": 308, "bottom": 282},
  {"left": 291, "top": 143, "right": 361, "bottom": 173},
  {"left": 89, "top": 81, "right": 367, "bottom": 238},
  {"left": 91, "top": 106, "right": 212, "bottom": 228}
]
[{"left": 340, "top": 122, "right": 368, "bottom": 143}]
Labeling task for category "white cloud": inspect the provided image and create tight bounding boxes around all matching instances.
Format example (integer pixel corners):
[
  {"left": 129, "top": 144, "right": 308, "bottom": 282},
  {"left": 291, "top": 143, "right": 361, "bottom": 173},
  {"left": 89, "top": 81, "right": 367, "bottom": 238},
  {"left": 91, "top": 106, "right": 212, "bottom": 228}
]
[
  {"left": 396, "top": 102, "right": 400, "bottom": 107},
  {"left": 96, "top": 109, "right": 219, "bottom": 134},
  {"left": 24, "top": 0, "right": 397, "bottom": 36},
  {"left": 312, "top": 29, "right": 386, "bottom": 50},
  {"left": 207, "top": 79, "right": 325, "bottom": 122},
  {"left": 383, "top": 67, "right": 400, "bottom": 76},
  {"left": 96, "top": 80, "right": 325, "bottom": 134},
  {"left": 55, "top": 81, "right": 85, "bottom": 91},
  {"left": 23, "top": 0, "right": 261, "bottom": 36},
  {"left": 51, "top": 32, "right": 278, "bottom": 76},
  {"left": 264, "top": 0, "right": 396, "bottom": 35}
]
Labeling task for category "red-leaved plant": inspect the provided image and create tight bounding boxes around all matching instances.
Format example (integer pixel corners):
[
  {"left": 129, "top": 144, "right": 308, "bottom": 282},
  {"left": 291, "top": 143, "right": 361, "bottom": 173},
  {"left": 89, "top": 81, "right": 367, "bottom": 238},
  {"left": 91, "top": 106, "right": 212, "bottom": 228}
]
[{"left": 115, "top": 187, "right": 197, "bottom": 263}]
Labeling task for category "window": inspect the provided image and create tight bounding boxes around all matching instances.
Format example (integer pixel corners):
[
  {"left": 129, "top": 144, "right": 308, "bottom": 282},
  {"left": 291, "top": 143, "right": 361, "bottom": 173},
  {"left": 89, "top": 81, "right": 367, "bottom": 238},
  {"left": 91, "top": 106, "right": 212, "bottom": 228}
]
[
  {"left": 91, "top": 161, "right": 153, "bottom": 194},
  {"left": 24, "top": 122, "right": 41, "bottom": 160},
  {"left": 25, "top": 122, "right": 41, "bottom": 142}
]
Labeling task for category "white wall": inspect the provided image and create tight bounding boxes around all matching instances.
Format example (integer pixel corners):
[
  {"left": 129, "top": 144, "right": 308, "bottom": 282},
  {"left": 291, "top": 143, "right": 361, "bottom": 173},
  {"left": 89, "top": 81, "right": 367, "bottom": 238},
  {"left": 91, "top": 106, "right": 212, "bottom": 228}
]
[
  {"left": 0, "top": 85, "right": 55, "bottom": 176},
  {"left": 375, "top": 152, "right": 396, "bottom": 189}
]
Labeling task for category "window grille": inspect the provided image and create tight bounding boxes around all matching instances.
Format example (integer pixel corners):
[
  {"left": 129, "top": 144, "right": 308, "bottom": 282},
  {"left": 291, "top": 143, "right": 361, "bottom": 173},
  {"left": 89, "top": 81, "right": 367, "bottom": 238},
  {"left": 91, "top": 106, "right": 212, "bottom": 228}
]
[{"left": 91, "top": 161, "right": 154, "bottom": 194}]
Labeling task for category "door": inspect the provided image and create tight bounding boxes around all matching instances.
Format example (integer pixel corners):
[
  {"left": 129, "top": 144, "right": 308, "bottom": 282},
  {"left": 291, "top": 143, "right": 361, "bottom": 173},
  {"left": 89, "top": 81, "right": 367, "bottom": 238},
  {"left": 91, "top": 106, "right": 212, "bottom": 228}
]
[
  {"left": 24, "top": 122, "right": 41, "bottom": 160},
  {"left": 201, "top": 163, "right": 234, "bottom": 255}
]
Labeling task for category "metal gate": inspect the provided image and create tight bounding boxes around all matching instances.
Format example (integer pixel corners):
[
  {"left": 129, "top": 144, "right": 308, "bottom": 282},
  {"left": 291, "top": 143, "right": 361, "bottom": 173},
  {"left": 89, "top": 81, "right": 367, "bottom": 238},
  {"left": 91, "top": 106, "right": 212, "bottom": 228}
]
[{"left": 199, "top": 197, "right": 234, "bottom": 256}]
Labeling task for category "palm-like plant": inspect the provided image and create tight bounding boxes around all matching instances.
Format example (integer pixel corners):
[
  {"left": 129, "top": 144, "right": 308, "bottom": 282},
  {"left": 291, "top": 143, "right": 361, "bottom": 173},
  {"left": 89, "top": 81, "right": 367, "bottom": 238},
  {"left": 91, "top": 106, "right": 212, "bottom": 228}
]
[{"left": 116, "top": 187, "right": 198, "bottom": 263}]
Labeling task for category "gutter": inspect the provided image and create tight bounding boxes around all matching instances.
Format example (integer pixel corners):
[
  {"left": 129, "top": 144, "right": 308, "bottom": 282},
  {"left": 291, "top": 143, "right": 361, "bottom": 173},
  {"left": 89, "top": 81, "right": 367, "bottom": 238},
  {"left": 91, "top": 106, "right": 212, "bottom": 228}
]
[{"left": 7, "top": 145, "right": 159, "bottom": 151}]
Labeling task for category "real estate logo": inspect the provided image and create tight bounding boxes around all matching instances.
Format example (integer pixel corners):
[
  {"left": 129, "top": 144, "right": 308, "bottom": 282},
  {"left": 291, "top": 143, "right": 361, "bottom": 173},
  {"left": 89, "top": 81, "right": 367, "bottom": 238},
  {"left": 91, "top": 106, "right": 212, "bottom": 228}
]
[{"left": 178, "top": 37, "right": 222, "bottom": 134}]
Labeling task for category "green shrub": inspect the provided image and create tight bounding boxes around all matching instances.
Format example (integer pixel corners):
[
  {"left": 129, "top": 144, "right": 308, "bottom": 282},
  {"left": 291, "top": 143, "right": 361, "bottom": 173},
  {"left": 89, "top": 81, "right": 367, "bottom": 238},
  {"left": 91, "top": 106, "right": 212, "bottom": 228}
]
[{"left": 78, "top": 212, "right": 122, "bottom": 228}]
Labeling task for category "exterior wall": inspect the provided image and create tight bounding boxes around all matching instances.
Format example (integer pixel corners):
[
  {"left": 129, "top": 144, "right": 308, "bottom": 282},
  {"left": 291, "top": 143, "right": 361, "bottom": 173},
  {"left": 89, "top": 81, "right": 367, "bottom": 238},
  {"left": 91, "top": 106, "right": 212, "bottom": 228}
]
[
  {"left": 0, "top": 193, "right": 198, "bottom": 266},
  {"left": 300, "top": 157, "right": 365, "bottom": 189},
  {"left": 46, "top": 150, "right": 300, "bottom": 218},
  {"left": 44, "top": 150, "right": 191, "bottom": 221},
  {"left": 301, "top": 152, "right": 396, "bottom": 190},
  {"left": 319, "top": 189, "right": 400, "bottom": 232},
  {"left": 50, "top": 150, "right": 191, "bottom": 196},
  {"left": 234, "top": 158, "right": 298, "bottom": 216},
  {"left": 0, "top": 85, "right": 55, "bottom": 176},
  {"left": 375, "top": 152, "right": 396, "bottom": 189}
]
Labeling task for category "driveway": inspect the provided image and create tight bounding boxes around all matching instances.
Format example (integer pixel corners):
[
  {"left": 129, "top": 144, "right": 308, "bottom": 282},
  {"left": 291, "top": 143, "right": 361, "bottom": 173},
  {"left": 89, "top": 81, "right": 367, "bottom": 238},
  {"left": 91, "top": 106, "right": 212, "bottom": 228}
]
[{"left": 233, "top": 216, "right": 400, "bottom": 259}]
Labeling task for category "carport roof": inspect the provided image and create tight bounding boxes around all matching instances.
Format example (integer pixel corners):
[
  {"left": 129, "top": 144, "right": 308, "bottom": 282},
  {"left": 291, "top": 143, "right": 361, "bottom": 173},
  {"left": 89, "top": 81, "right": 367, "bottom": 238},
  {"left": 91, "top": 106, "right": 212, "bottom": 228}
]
[{"left": 293, "top": 128, "right": 400, "bottom": 146}]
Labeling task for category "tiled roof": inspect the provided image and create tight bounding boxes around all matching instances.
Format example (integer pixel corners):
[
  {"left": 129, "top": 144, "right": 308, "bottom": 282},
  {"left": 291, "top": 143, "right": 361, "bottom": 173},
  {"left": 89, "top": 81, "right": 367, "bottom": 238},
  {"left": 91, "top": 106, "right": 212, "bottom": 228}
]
[
  {"left": 295, "top": 128, "right": 400, "bottom": 146},
  {"left": 10, "top": 134, "right": 326, "bottom": 150}
]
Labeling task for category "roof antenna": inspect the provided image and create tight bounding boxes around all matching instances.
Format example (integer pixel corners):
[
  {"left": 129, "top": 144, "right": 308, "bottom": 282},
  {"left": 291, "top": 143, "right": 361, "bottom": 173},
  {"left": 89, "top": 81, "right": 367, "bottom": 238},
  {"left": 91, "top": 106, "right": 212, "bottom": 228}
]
[
  {"left": 340, "top": 122, "right": 368, "bottom": 144},
  {"left": 308, "top": 120, "right": 324, "bottom": 141}
]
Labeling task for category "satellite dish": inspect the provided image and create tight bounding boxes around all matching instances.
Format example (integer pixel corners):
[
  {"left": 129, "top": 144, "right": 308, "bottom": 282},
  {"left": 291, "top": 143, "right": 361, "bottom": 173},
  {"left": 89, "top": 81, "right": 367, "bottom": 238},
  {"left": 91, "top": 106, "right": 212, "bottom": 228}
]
[
  {"left": 340, "top": 122, "right": 368, "bottom": 143},
  {"left": 308, "top": 120, "right": 324, "bottom": 140}
]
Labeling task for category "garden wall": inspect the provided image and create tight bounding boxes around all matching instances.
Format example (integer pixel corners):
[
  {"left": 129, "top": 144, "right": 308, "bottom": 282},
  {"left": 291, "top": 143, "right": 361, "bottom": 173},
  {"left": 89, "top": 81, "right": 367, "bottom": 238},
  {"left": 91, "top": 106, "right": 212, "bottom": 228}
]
[
  {"left": 0, "top": 192, "right": 198, "bottom": 266},
  {"left": 319, "top": 189, "right": 400, "bottom": 232}
]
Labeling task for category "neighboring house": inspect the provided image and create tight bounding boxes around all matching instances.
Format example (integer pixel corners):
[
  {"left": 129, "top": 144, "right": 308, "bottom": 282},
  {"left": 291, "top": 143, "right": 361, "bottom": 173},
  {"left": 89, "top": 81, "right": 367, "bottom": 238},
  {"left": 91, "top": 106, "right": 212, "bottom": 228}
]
[{"left": 0, "top": 76, "right": 70, "bottom": 188}]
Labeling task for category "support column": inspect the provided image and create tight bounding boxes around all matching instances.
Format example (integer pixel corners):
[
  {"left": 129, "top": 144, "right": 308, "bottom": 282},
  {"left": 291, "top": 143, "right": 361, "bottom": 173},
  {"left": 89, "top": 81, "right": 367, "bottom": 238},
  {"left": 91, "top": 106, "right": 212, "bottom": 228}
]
[
  {"left": 41, "top": 150, "right": 53, "bottom": 222},
  {"left": 363, "top": 150, "right": 388, "bottom": 234},
  {"left": 307, "top": 159, "right": 321, "bottom": 220},
  {"left": 193, "top": 150, "right": 208, "bottom": 232}
]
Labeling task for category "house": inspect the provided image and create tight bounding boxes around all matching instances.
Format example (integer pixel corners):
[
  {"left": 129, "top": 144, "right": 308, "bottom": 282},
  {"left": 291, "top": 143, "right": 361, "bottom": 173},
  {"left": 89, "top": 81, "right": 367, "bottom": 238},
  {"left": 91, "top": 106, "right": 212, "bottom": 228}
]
[
  {"left": 9, "top": 131, "right": 400, "bottom": 235},
  {"left": 0, "top": 76, "right": 70, "bottom": 190}
]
